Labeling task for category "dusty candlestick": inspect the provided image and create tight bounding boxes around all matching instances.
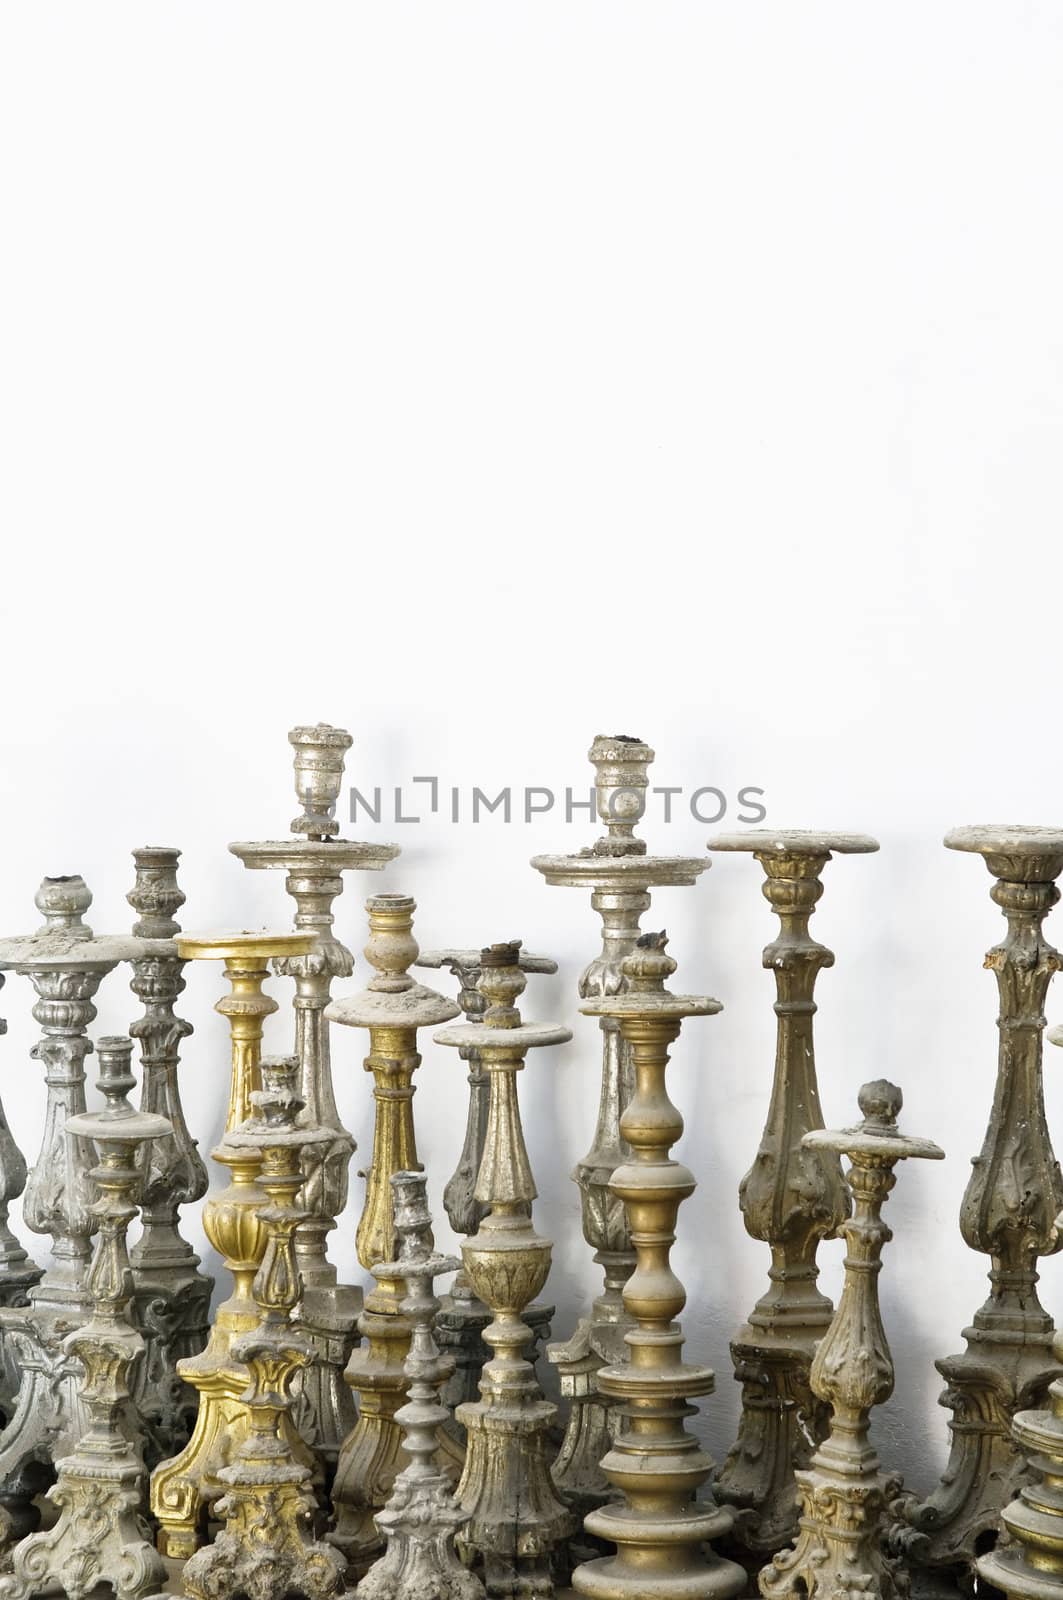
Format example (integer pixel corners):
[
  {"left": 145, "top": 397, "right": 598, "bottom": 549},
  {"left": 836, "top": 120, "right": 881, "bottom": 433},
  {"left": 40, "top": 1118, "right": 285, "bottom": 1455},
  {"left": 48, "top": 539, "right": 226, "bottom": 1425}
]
[
  {"left": 760, "top": 1081, "right": 944, "bottom": 1600},
  {"left": 435, "top": 941, "right": 576, "bottom": 1599},
  {"left": 230, "top": 722, "right": 398, "bottom": 1467},
  {"left": 709, "top": 829, "right": 877, "bottom": 1557},
  {"left": 359, "top": 1170, "right": 484, "bottom": 1600},
  {"left": 571, "top": 931, "right": 746, "bottom": 1600},
  {"left": 0, "top": 1036, "right": 171, "bottom": 1600},
  {"left": 899, "top": 827, "right": 1063, "bottom": 1584}
]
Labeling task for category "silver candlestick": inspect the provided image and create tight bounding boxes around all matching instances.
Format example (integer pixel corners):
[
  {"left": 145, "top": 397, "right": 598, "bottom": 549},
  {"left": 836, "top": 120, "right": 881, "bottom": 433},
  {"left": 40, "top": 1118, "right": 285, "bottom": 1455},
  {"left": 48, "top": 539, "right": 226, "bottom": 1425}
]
[
  {"left": 415, "top": 945, "right": 558, "bottom": 1465},
  {"left": 230, "top": 722, "right": 399, "bottom": 1472},
  {"left": 0, "top": 1036, "right": 172, "bottom": 1600},
  {"left": 0, "top": 875, "right": 142, "bottom": 1547},
  {"left": 125, "top": 846, "right": 213, "bottom": 1467},
  {"left": 0, "top": 972, "right": 41, "bottom": 1413},
  {"left": 530, "top": 733, "right": 708, "bottom": 1523}
]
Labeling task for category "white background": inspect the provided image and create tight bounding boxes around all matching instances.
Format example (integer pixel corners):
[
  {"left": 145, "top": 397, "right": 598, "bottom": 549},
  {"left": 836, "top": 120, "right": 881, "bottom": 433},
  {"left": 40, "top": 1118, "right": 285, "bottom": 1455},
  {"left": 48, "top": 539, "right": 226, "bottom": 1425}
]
[{"left": 2, "top": 1, "right": 1063, "bottom": 1496}]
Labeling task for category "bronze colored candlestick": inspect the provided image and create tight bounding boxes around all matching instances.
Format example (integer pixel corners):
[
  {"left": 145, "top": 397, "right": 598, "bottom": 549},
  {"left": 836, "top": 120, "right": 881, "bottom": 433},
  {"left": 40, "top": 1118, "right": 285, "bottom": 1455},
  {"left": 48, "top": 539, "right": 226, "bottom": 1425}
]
[
  {"left": 0, "top": 875, "right": 142, "bottom": 1546},
  {"left": 0, "top": 1037, "right": 171, "bottom": 1600},
  {"left": 359, "top": 1170, "right": 484, "bottom": 1600},
  {"left": 125, "top": 846, "right": 213, "bottom": 1466},
  {"left": 976, "top": 1019, "right": 1063, "bottom": 1600},
  {"left": 416, "top": 945, "right": 557, "bottom": 1461},
  {"left": 531, "top": 733, "right": 708, "bottom": 1521},
  {"left": 760, "top": 1081, "right": 943, "bottom": 1600},
  {"left": 570, "top": 932, "right": 746, "bottom": 1600},
  {"left": 178, "top": 1056, "right": 345, "bottom": 1600},
  {"left": 150, "top": 928, "right": 318, "bottom": 1560},
  {"left": 435, "top": 941, "right": 576, "bottom": 1599},
  {"left": 709, "top": 830, "right": 877, "bottom": 1558},
  {"left": 325, "top": 894, "right": 460, "bottom": 1569},
  {"left": 900, "top": 827, "right": 1063, "bottom": 1585},
  {"left": 230, "top": 722, "right": 398, "bottom": 1468}
]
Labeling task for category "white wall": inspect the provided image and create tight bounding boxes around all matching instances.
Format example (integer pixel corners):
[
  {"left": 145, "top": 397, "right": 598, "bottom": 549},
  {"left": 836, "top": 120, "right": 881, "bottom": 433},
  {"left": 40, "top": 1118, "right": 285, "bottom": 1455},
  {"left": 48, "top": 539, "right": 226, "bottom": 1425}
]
[{"left": 2, "top": 0, "right": 1063, "bottom": 1498}]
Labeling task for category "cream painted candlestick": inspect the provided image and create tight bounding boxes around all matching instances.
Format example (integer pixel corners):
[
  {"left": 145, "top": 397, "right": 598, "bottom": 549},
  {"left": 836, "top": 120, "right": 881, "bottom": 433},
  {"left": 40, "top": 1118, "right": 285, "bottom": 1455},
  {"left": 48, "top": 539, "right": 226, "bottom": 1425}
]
[
  {"left": 416, "top": 945, "right": 557, "bottom": 1462},
  {"left": 435, "top": 941, "right": 576, "bottom": 1599},
  {"left": 899, "top": 827, "right": 1063, "bottom": 1588},
  {"left": 230, "top": 722, "right": 398, "bottom": 1469},
  {"left": 709, "top": 830, "right": 876, "bottom": 1559},
  {"left": 531, "top": 733, "right": 708, "bottom": 1522},
  {"left": 125, "top": 846, "right": 213, "bottom": 1467},
  {"left": 760, "top": 1081, "right": 943, "bottom": 1600},
  {"left": 0, "top": 1037, "right": 171, "bottom": 1600},
  {"left": 0, "top": 875, "right": 142, "bottom": 1547},
  {"left": 325, "top": 893, "right": 460, "bottom": 1571},
  {"left": 571, "top": 932, "right": 746, "bottom": 1600},
  {"left": 149, "top": 928, "right": 319, "bottom": 1560}
]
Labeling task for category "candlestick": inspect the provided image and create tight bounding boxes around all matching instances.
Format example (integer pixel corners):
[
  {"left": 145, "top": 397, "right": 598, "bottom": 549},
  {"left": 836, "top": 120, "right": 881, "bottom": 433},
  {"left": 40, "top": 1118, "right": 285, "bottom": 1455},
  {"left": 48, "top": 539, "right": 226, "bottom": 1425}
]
[
  {"left": 974, "top": 1019, "right": 1063, "bottom": 1600},
  {"left": 435, "top": 941, "right": 576, "bottom": 1599},
  {"left": 708, "top": 829, "right": 876, "bottom": 1559},
  {"left": 177, "top": 1056, "right": 346, "bottom": 1600},
  {"left": 0, "top": 875, "right": 142, "bottom": 1547},
  {"left": 899, "top": 827, "right": 1063, "bottom": 1586},
  {"left": 150, "top": 928, "right": 319, "bottom": 1560},
  {"left": 0, "top": 971, "right": 41, "bottom": 1411},
  {"left": 230, "top": 721, "right": 398, "bottom": 1469},
  {"left": 325, "top": 893, "right": 460, "bottom": 1570},
  {"left": 125, "top": 846, "right": 213, "bottom": 1467},
  {"left": 0, "top": 1037, "right": 171, "bottom": 1600},
  {"left": 415, "top": 945, "right": 557, "bottom": 1464},
  {"left": 570, "top": 931, "right": 746, "bottom": 1600},
  {"left": 530, "top": 733, "right": 708, "bottom": 1523},
  {"left": 359, "top": 1170, "right": 484, "bottom": 1600},
  {"left": 760, "top": 1081, "right": 944, "bottom": 1600}
]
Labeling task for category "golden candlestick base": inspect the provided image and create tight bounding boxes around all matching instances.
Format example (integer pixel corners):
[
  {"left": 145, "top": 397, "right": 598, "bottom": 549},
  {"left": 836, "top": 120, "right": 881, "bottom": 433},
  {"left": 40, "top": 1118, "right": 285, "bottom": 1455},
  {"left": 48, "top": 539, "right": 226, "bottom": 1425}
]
[
  {"left": 177, "top": 1057, "right": 345, "bottom": 1600},
  {"left": 325, "top": 894, "right": 460, "bottom": 1572},
  {"left": 150, "top": 930, "right": 317, "bottom": 1561},
  {"left": 572, "top": 932, "right": 746, "bottom": 1600}
]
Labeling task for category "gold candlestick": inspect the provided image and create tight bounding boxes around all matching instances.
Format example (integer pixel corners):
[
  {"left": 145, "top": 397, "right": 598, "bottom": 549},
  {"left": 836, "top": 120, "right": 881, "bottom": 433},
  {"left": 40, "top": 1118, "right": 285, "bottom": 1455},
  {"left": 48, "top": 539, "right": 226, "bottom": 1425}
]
[
  {"left": 177, "top": 1056, "right": 345, "bottom": 1600},
  {"left": 760, "top": 1082, "right": 943, "bottom": 1600},
  {"left": 150, "top": 929, "right": 318, "bottom": 1560},
  {"left": 571, "top": 931, "right": 746, "bottom": 1600},
  {"left": 324, "top": 893, "right": 460, "bottom": 1570},
  {"left": 435, "top": 941, "right": 576, "bottom": 1599}
]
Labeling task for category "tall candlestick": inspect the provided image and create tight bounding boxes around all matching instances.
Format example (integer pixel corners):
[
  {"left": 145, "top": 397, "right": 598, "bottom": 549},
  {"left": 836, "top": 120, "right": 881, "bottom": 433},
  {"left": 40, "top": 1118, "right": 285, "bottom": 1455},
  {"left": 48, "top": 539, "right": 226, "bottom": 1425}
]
[
  {"left": 531, "top": 733, "right": 708, "bottom": 1522},
  {"left": 570, "top": 932, "right": 746, "bottom": 1600},
  {"left": 435, "top": 941, "right": 576, "bottom": 1599},
  {"left": 125, "top": 846, "right": 213, "bottom": 1466},
  {"left": 324, "top": 893, "right": 460, "bottom": 1570},
  {"left": 709, "top": 829, "right": 876, "bottom": 1559},
  {"left": 899, "top": 827, "right": 1063, "bottom": 1587},
  {"left": 416, "top": 944, "right": 557, "bottom": 1464},
  {"left": 230, "top": 721, "right": 398, "bottom": 1468}
]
